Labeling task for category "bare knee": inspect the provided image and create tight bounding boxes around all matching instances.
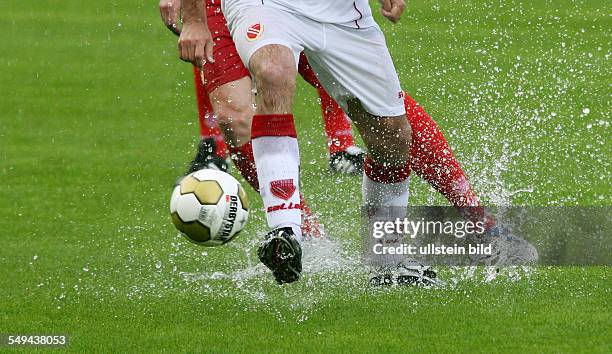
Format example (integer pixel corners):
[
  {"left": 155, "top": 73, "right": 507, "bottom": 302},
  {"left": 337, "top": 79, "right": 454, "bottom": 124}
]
[
  {"left": 250, "top": 45, "right": 296, "bottom": 89},
  {"left": 383, "top": 117, "right": 412, "bottom": 154},
  {"left": 215, "top": 99, "right": 250, "bottom": 124},
  {"left": 210, "top": 101, "right": 250, "bottom": 147},
  {"left": 210, "top": 79, "right": 254, "bottom": 146},
  {"left": 249, "top": 45, "right": 297, "bottom": 113},
  {"left": 372, "top": 119, "right": 411, "bottom": 164},
  {"left": 348, "top": 100, "right": 411, "bottom": 165}
]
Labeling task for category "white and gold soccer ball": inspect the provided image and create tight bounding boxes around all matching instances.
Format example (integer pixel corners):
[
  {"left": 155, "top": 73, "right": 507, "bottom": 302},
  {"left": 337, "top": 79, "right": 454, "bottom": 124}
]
[{"left": 170, "top": 169, "right": 249, "bottom": 246}]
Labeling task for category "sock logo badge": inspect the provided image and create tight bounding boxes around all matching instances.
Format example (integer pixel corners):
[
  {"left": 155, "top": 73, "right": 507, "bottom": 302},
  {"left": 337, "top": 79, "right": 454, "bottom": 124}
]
[
  {"left": 270, "top": 179, "right": 296, "bottom": 200},
  {"left": 246, "top": 23, "right": 263, "bottom": 41}
]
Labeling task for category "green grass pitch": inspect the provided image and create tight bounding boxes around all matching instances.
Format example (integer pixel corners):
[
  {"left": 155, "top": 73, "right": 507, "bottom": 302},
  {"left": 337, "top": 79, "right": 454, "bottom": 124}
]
[{"left": 1, "top": 0, "right": 610, "bottom": 352}]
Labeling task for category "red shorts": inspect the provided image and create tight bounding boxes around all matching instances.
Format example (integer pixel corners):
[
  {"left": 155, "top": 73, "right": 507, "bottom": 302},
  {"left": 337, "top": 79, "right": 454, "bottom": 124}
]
[
  {"left": 198, "top": 4, "right": 250, "bottom": 93},
  {"left": 197, "top": 3, "right": 322, "bottom": 93}
]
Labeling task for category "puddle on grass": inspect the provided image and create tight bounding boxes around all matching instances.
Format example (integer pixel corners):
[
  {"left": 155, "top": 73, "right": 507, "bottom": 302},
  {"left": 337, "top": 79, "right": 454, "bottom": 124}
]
[
  {"left": 173, "top": 233, "right": 536, "bottom": 322},
  {"left": 40, "top": 220, "right": 540, "bottom": 323},
  {"left": 180, "top": 235, "right": 359, "bottom": 283},
  {"left": 177, "top": 235, "right": 366, "bottom": 322}
]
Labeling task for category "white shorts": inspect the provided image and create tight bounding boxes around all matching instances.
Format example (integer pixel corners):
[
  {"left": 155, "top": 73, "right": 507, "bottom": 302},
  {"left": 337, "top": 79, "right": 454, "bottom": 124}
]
[{"left": 225, "top": 6, "right": 405, "bottom": 117}]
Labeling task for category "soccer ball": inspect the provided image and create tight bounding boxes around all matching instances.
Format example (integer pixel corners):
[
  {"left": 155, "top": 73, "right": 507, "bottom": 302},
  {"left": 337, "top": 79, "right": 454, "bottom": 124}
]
[{"left": 170, "top": 169, "right": 249, "bottom": 246}]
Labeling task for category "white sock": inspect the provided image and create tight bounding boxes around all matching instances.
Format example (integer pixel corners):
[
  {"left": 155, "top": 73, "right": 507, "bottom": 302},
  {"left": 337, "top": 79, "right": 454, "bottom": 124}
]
[
  {"left": 362, "top": 157, "right": 411, "bottom": 267},
  {"left": 362, "top": 176, "right": 410, "bottom": 208},
  {"left": 252, "top": 136, "right": 302, "bottom": 242},
  {"left": 363, "top": 175, "right": 410, "bottom": 267}
]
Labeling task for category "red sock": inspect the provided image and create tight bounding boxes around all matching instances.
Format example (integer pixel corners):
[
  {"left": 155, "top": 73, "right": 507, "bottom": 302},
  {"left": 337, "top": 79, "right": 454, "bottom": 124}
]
[
  {"left": 404, "top": 92, "right": 495, "bottom": 226},
  {"left": 297, "top": 53, "right": 355, "bottom": 154},
  {"left": 364, "top": 156, "right": 411, "bottom": 184},
  {"left": 193, "top": 66, "right": 227, "bottom": 159},
  {"left": 228, "top": 141, "right": 259, "bottom": 192},
  {"left": 318, "top": 88, "right": 355, "bottom": 154}
]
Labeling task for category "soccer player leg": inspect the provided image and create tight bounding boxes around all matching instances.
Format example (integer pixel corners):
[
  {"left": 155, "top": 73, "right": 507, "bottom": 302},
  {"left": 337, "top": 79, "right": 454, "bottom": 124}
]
[
  {"left": 210, "top": 78, "right": 253, "bottom": 149},
  {"left": 227, "top": 7, "right": 305, "bottom": 239},
  {"left": 208, "top": 76, "right": 260, "bottom": 192},
  {"left": 198, "top": 7, "right": 260, "bottom": 191},
  {"left": 307, "top": 26, "right": 409, "bottom": 209},
  {"left": 186, "top": 66, "right": 229, "bottom": 173},
  {"left": 249, "top": 45, "right": 302, "bottom": 240},
  {"left": 227, "top": 7, "right": 306, "bottom": 283},
  {"left": 352, "top": 103, "right": 412, "bottom": 269},
  {"left": 403, "top": 93, "right": 489, "bottom": 223},
  {"left": 193, "top": 66, "right": 228, "bottom": 157},
  {"left": 250, "top": 45, "right": 304, "bottom": 283},
  {"left": 230, "top": 6, "right": 340, "bottom": 283},
  {"left": 306, "top": 26, "right": 413, "bottom": 270}
]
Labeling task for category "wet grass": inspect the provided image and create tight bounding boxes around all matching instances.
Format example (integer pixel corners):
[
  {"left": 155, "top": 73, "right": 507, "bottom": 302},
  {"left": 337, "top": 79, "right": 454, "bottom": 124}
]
[{"left": 1, "top": 0, "right": 610, "bottom": 352}]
